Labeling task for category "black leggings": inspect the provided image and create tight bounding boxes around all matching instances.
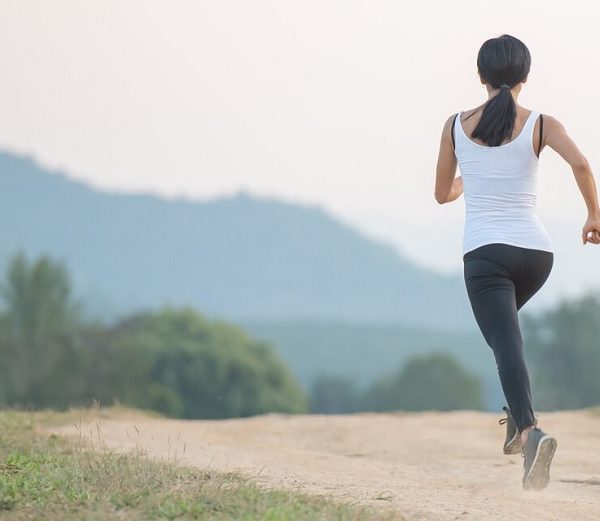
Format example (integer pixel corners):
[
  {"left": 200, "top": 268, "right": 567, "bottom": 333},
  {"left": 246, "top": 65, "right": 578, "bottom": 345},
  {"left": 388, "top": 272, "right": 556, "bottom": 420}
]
[{"left": 463, "top": 243, "right": 553, "bottom": 432}]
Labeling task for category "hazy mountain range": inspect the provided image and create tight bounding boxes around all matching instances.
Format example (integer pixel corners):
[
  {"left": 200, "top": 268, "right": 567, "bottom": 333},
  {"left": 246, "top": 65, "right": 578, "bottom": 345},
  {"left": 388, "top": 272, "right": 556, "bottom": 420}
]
[
  {"left": 2, "top": 149, "right": 507, "bottom": 407},
  {"left": 1, "top": 150, "right": 473, "bottom": 329}
]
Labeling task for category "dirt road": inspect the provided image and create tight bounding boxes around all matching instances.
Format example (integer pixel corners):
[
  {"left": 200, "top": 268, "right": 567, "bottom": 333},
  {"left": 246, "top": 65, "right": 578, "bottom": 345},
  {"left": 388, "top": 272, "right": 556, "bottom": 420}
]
[{"left": 51, "top": 410, "right": 600, "bottom": 520}]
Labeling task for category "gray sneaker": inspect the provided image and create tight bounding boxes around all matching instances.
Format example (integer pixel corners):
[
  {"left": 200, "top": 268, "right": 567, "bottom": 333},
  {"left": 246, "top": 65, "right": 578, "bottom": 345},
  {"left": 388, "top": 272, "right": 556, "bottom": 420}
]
[
  {"left": 499, "top": 407, "right": 539, "bottom": 455},
  {"left": 499, "top": 406, "right": 521, "bottom": 454},
  {"left": 522, "top": 427, "right": 557, "bottom": 491}
]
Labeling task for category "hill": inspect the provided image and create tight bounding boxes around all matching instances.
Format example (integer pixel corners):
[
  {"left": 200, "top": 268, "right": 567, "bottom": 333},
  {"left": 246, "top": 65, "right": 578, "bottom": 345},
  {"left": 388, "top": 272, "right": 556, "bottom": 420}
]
[{"left": 0, "top": 150, "right": 471, "bottom": 328}]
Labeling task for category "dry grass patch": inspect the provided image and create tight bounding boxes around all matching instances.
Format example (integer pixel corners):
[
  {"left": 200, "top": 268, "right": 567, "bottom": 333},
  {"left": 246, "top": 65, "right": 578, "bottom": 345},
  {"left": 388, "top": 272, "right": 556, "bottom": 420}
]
[{"left": 0, "top": 408, "right": 400, "bottom": 520}]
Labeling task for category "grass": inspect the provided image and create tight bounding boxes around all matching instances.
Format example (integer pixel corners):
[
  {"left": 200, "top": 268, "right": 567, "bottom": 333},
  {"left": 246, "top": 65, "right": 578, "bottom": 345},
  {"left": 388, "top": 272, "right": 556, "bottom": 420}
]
[
  {"left": 0, "top": 407, "right": 400, "bottom": 520},
  {"left": 586, "top": 406, "right": 600, "bottom": 416}
]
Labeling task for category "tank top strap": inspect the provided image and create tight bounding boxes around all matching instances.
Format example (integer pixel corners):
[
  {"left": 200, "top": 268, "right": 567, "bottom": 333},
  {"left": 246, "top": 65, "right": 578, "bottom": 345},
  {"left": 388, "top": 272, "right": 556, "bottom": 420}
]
[
  {"left": 522, "top": 110, "right": 540, "bottom": 141},
  {"left": 453, "top": 111, "right": 464, "bottom": 144}
]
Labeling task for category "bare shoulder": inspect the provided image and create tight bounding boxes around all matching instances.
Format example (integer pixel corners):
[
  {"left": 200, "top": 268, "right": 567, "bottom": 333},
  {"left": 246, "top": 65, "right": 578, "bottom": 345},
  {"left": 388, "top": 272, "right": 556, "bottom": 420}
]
[
  {"left": 440, "top": 113, "right": 459, "bottom": 142},
  {"left": 538, "top": 114, "right": 587, "bottom": 164},
  {"left": 443, "top": 112, "right": 458, "bottom": 129},
  {"left": 540, "top": 114, "right": 566, "bottom": 133}
]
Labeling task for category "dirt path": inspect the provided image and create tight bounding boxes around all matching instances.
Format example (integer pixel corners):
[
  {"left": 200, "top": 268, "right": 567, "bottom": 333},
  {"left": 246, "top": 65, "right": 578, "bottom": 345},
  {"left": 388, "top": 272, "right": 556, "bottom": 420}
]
[{"left": 51, "top": 410, "right": 600, "bottom": 520}]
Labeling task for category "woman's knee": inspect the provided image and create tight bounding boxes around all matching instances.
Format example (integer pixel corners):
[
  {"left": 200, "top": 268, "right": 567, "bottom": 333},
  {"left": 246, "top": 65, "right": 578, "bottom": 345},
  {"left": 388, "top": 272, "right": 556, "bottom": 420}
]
[{"left": 489, "top": 335, "right": 524, "bottom": 362}]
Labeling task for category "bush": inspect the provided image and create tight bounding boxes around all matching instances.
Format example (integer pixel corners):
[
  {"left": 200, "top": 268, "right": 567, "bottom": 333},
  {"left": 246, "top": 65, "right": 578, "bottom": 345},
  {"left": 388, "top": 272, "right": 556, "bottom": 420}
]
[
  {"left": 309, "top": 375, "right": 361, "bottom": 414},
  {"left": 103, "top": 308, "right": 308, "bottom": 418},
  {"left": 0, "top": 253, "right": 307, "bottom": 418},
  {"left": 524, "top": 294, "right": 600, "bottom": 410},
  {"left": 362, "top": 352, "right": 484, "bottom": 411}
]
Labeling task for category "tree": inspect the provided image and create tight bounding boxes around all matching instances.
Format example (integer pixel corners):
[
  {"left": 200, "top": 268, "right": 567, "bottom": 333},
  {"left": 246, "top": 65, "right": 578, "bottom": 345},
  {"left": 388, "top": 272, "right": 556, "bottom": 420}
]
[
  {"left": 102, "top": 308, "right": 308, "bottom": 418},
  {"left": 523, "top": 294, "right": 600, "bottom": 410},
  {"left": 0, "top": 253, "right": 84, "bottom": 407},
  {"left": 0, "top": 252, "right": 79, "bottom": 341},
  {"left": 0, "top": 253, "right": 307, "bottom": 417},
  {"left": 309, "top": 374, "right": 361, "bottom": 414},
  {"left": 363, "top": 352, "right": 484, "bottom": 412}
]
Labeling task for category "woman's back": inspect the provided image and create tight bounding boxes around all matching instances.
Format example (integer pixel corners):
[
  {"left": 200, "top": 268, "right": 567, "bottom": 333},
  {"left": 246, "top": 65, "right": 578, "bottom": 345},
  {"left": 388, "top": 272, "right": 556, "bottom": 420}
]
[{"left": 454, "top": 106, "right": 553, "bottom": 255}]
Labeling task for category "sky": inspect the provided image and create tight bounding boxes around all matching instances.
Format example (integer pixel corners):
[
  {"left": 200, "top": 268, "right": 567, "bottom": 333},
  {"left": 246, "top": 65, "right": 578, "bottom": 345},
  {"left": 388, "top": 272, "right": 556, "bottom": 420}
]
[{"left": 2, "top": 0, "right": 600, "bottom": 307}]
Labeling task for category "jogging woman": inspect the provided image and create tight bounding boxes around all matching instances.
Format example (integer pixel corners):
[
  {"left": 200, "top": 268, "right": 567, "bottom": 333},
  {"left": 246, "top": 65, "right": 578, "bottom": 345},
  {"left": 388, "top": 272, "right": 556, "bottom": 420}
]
[{"left": 435, "top": 34, "right": 600, "bottom": 490}]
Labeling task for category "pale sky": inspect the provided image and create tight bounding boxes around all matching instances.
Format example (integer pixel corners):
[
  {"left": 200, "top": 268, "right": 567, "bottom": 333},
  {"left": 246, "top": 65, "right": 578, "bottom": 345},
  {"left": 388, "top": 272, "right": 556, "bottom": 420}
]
[{"left": 2, "top": 0, "right": 600, "bottom": 306}]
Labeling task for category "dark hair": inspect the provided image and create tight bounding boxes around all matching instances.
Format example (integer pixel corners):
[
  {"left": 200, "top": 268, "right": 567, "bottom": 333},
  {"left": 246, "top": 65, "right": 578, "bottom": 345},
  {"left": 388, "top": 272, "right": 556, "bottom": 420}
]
[{"left": 471, "top": 34, "right": 531, "bottom": 146}]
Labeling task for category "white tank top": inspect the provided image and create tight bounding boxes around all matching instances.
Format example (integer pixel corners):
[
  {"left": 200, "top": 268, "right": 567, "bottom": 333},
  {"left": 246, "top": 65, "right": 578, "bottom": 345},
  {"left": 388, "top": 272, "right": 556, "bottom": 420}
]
[{"left": 454, "top": 109, "right": 554, "bottom": 255}]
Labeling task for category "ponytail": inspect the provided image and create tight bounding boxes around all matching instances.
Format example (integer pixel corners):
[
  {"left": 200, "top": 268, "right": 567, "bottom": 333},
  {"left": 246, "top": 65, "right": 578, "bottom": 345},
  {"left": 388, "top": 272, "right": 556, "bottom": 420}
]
[
  {"left": 471, "top": 85, "right": 517, "bottom": 146},
  {"left": 472, "top": 35, "right": 531, "bottom": 147}
]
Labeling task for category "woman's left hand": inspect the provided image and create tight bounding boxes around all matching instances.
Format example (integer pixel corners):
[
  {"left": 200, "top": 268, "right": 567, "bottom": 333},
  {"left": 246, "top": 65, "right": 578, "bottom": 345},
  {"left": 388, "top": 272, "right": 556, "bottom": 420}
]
[{"left": 582, "top": 214, "right": 600, "bottom": 244}]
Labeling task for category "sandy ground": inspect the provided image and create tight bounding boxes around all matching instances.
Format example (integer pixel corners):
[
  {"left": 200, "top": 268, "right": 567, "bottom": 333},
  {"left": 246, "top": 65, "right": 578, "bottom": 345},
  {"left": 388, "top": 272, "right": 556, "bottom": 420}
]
[{"left": 50, "top": 410, "right": 600, "bottom": 521}]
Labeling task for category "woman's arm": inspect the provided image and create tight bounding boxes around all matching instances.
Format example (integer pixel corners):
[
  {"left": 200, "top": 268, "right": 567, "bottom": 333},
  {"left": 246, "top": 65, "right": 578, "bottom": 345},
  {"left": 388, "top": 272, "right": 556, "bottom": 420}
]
[
  {"left": 435, "top": 114, "right": 462, "bottom": 204},
  {"left": 543, "top": 116, "right": 600, "bottom": 244}
]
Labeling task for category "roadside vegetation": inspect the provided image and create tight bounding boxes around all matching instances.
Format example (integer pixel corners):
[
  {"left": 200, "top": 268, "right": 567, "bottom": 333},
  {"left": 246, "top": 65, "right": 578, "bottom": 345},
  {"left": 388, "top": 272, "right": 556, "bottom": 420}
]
[
  {"left": 0, "top": 408, "right": 398, "bottom": 520},
  {"left": 5, "top": 250, "right": 598, "bottom": 422},
  {"left": 0, "top": 252, "right": 486, "bottom": 419},
  {"left": 310, "top": 353, "right": 484, "bottom": 414},
  {"left": 0, "top": 253, "right": 306, "bottom": 418},
  {"left": 523, "top": 294, "right": 600, "bottom": 410}
]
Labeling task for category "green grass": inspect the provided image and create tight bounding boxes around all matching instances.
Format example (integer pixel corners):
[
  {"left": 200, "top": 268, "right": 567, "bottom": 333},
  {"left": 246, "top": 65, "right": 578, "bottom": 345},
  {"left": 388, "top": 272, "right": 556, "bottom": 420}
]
[{"left": 0, "top": 408, "right": 400, "bottom": 520}]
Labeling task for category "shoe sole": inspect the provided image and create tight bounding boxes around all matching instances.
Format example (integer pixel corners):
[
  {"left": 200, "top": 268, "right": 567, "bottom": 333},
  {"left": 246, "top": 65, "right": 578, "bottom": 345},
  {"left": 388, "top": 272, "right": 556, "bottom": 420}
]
[{"left": 523, "top": 435, "right": 557, "bottom": 491}]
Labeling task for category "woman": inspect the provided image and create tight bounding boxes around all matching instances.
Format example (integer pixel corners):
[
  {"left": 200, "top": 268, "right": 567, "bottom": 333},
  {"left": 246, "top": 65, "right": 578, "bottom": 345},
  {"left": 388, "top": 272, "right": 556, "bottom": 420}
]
[{"left": 435, "top": 34, "right": 600, "bottom": 491}]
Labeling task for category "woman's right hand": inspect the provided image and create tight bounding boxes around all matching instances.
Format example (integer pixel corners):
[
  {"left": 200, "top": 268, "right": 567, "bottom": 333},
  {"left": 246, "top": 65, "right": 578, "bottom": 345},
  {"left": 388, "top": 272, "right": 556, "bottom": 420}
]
[{"left": 582, "top": 215, "right": 600, "bottom": 245}]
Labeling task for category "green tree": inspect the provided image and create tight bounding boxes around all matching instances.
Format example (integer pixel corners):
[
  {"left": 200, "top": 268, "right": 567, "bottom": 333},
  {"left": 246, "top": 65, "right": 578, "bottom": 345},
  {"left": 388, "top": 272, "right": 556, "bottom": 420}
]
[
  {"left": 523, "top": 294, "right": 600, "bottom": 410},
  {"left": 309, "top": 374, "right": 361, "bottom": 413},
  {"left": 0, "top": 253, "right": 85, "bottom": 407},
  {"left": 103, "top": 308, "right": 308, "bottom": 418},
  {"left": 363, "top": 352, "right": 484, "bottom": 411},
  {"left": 0, "top": 252, "right": 79, "bottom": 341},
  {"left": 0, "top": 253, "right": 307, "bottom": 418}
]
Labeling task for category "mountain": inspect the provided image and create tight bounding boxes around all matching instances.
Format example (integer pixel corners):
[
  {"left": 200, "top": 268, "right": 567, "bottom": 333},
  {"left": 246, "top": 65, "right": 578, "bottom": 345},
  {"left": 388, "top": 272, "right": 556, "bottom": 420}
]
[{"left": 1, "top": 150, "right": 472, "bottom": 328}]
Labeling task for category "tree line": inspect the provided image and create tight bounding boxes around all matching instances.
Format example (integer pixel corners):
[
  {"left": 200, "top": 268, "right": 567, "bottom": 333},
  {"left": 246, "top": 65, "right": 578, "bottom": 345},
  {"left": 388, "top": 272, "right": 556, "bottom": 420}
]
[
  {"left": 0, "top": 253, "right": 306, "bottom": 416},
  {"left": 2, "top": 252, "right": 596, "bottom": 417}
]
